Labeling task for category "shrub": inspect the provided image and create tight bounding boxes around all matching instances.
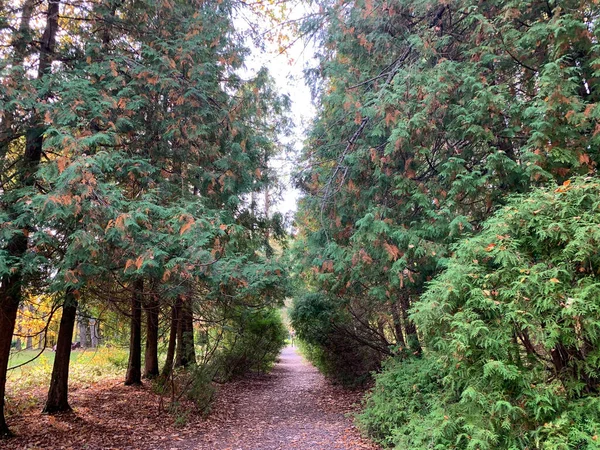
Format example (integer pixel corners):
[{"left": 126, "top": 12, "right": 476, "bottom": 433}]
[
  {"left": 362, "top": 178, "right": 600, "bottom": 449},
  {"left": 358, "top": 355, "right": 453, "bottom": 449},
  {"left": 156, "top": 364, "right": 216, "bottom": 419},
  {"left": 214, "top": 308, "right": 287, "bottom": 381},
  {"left": 360, "top": 179, "right": 600, "bottom": 448},
  {"left": 291, "top": 293, "right": 383, "bottom": 386}
]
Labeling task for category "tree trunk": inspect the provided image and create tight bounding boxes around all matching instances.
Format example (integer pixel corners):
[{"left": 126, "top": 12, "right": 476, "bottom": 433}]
[
  {"left": 390, "top": 301, "right": 406, "bottom": 350},
  {"left": 78, "top": 315, "right": 88, "bottom": 348},
  {"left": 89, "top": 319, "right": 98, "bottom": 348},
  {"left": 43, "top": 290, "right": 77, "bottom": 414},
  {"left": 162, "top": 297, "right": 181, "bottom": 379},
  {"left": 175, "top": 300, "right": 184, "bottom": 368},
  {"left": 178, "top": 300, "right": 196, "bottom": 368},
  {"left": 125, "top": 280, "right": 143, "bottom": 385},
  {"left": 25, "top": 303, "right": 34, "bottom": 349},
  {"left": 0, "top": 0, "right": 59, "bottom": 432},
  {"left": 400, "top": 293, "right": 421, "bottom": 355},
  {"left": 0, "top": 235, "right": 26, "bottom": 437},
  {"left": 143, "top": 294, "right": 159, "bottom": 378}
]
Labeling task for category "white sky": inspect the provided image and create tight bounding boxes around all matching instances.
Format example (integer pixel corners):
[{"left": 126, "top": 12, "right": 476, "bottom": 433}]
[{"left": 234, "top": 4, "right": 317, "bottom": 218}]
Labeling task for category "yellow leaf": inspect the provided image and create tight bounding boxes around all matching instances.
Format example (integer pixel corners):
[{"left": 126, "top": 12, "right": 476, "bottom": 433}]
[{"left": 550, "top": 278, "right": 560, "bottom": 283}]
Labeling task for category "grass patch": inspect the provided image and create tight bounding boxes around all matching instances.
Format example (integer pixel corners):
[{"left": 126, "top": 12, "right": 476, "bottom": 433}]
[{"left": 5, "top": 347, "right": 128, "bottom": 417}]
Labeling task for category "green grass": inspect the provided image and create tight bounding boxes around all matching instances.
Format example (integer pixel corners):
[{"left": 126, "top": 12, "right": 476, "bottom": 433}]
[{"left": 5, "top": 347, "right": 129, "bottom": 417}]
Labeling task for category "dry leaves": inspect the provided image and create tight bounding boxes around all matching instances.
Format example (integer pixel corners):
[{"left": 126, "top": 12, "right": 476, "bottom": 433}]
[{"left": 2, "top": 348, "right": 378, "bottom": 450}]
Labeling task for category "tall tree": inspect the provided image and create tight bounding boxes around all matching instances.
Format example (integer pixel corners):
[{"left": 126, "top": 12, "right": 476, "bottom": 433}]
[
  {"left": 143, "top": 289, "right": 160, "bottom": 378},
  {"left": 0, "top": 0, "right": 60, "bottom": 434},
  {"left": 292, "top": 0, "right": 600, "bottom": 375},
  {"left": 1, "top": 0, "right": 291, "bottom": 434},
  {"left": 43, "top": 290, "right": 77, "bottom": 414},
  {"left": 125, "top": 280, "right": 143, "bottom": 386}
]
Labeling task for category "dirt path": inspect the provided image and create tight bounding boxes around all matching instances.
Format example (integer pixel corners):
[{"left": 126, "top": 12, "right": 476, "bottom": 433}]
[
  {"left": 2, "top": 347, "right": 377, "bottom": 449},
  {"left": 190, "top": 346, "right": 376, "bottom": 450}
]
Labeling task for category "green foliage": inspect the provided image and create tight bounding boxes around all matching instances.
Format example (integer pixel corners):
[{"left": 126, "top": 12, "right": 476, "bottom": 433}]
[
  {"left": 360, "top": 178, "right": 600, "bottom": 449},
  {"left": 159, "top": 365, "right": 216, "bottom": 419},
  {"left": 214, "top": 308, "right": 288, "bottom": 381},
  {"left": 292, "top": 0, "right": 600, "bottom": 446},
  {"left": 357, "top": 356, "right": 451, "bottom": 449},
  {"left": 0, "top": 0, "right": 292, "bottom": 433},
  {"left": 292, "top": 0, "right": 600, "bottom": 388},
  {"left": 291, "top": 293, "right": 384, "bottom": 386}
]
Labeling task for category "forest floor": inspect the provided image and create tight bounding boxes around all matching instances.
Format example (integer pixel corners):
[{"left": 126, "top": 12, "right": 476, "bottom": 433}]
[{"left": 2, "top": 347, "right": 377, "bottom": 449}]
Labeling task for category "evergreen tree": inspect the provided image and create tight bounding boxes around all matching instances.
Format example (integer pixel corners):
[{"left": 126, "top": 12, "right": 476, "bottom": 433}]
[
  {"left": 1, "top": 0, "right": 290, "bottom": 434},
  {"left": 292, "top": 0, "right": 600, "bottom": 380}
]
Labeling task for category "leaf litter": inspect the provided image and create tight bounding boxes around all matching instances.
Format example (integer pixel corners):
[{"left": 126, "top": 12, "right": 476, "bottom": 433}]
[{"left": 2, "top": 347, "right": 377, "bottom": 449}]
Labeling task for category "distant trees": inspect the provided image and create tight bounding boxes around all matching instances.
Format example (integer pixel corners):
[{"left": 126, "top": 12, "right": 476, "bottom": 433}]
[{"left": 1, "top": 0, "right": 290, "bottom": 437}]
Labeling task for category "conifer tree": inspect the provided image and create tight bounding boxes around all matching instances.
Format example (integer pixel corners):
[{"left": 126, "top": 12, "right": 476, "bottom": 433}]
[
  {"left": 1, "top": 0, "right": 290, "bottom": 434},
  {"left": 292, "top": 0, "right": 600, "bottom": 378}
]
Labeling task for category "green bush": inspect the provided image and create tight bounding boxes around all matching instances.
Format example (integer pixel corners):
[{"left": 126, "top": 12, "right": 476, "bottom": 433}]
[
  {"left": 186, "top": 364, "right": 216, "bottom": 414},
  {"left": 362, "top": 178, "right": 600, "bottom": 449},
  {"left": 215, "top": 308, "right": 287, "bottom": 381},
  {"left": 154, "top": 364, "right": 216, "bottom": 421},
  {"left": 291, "top": 293, "right": 382, "bottom": 386},
  {"left": 358, "top": 355, "right": 453, "bottom": 449}
]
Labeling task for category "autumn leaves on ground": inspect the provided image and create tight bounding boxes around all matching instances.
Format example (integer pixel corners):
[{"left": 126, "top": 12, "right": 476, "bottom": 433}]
[{"left": 3, "top": 347, "right": 375, "bottom": 450}]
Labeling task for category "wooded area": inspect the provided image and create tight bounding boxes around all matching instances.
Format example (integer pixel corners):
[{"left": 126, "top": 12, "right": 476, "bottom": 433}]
[
  {"left": 0, "top": 0, "right": 290, "bottom": 440},
  {"left": 2, "top": 0, "right": 600, "bottom": 449},
  {"left": 290, "top": 0, "right": 600, "bottom": 448}
]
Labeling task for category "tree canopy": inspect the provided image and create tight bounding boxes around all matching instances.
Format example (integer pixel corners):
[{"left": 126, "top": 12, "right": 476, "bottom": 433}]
[{"left": 1, "top": 0, "right": 291, "bottom": 436}]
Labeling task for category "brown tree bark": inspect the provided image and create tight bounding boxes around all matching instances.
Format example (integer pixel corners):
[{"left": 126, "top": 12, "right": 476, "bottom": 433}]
[
  {"left": 161, "top": 297, "right": 181, "bottom": 379},
  {"left": 0, "top": 235, "right": 26, "bottom": 437},
  {"left": 175, "top": 301, "right": 184, "bottom": 368},
  {"left": 390, "top": 301, "right": 406, "bottom": 350},
  {"left": 0, "top": 0, "right": 60, "bottom": 435},
  {"left": 399, "top": 293, "right": 421, "bottom": 355},
  {"left": 125, "top": 280, "right": 143, "bottom": 385},
  {"left": 143, "top": 294, "right": 160, "bottom": 378},
  {"left": 178, "top": 300, "right": 196, "bottom": 368},
  {"left": 43, "top": 290, "right": 77, "bottom": 414}
]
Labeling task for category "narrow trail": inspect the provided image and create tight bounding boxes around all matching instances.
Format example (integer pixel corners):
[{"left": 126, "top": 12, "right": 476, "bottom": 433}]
[
  {"left": 190, "top": 346, "right": 376, "bottom": 450},
  {"left": 2, "top": 347, "right": 378, "bottom": 449}
]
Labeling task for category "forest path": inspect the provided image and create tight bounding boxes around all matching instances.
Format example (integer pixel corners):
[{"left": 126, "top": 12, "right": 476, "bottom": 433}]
[
  {"left": 189, "top": 346, "right": 376, "bottom": 450},
  {"left": 2, "top": 347, "right": 377, "bottom": 450}
]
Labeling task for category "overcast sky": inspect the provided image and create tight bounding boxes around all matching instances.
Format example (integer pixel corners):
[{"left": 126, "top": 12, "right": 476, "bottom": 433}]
[{"left": 234, "top": 3, "right": 318, "bottom": 218}]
